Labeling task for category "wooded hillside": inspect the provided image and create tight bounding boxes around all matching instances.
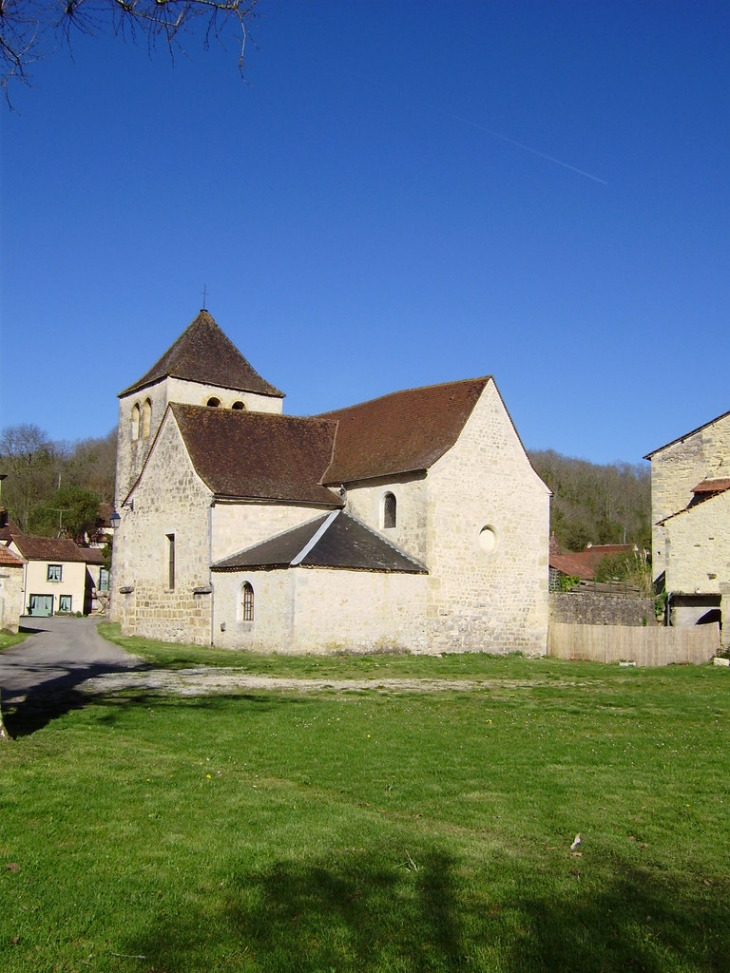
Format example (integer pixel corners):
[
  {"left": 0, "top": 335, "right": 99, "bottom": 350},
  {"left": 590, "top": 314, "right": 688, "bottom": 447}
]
[
  {"left": 528, "top": 450, "right": 651, "bottom": 553},
  {"left": 0, "top": 425, "right": 117, "bottom": 538}
]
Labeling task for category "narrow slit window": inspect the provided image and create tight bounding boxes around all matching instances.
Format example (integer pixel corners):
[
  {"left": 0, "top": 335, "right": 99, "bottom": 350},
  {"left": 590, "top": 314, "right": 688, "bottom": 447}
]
[
  {"left": 142, "top": 398, "right": 152, "bottom": 438},
  {"left": 383, "top": 492, "right": 397, "bottom": 529},
  {"left": 242, "top": 582, "right": 254, "bottom": 621},
  {"left": 131, "top": 403, "right": 140, "bottom": 441},
  {"left": 166, "top": 533, "right": 176, "bottom": 589}
]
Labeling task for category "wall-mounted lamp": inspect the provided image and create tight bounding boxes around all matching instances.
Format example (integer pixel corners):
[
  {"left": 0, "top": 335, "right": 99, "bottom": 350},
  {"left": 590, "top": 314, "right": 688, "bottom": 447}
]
[{"left": 109, "top": 510, "right": 121, "bottom": 531}]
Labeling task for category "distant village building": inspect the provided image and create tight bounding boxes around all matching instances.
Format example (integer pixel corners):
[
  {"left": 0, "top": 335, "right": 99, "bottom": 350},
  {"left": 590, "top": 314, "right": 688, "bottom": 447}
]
[
  {"left": 0, "top": 508, "right": 108, "bottom": 625},
  {"left": 646, "top": 410, "right": 730, "bottom": 641},
  {"left": 111, "top": 310, "right": 551, "bottom": 655}
]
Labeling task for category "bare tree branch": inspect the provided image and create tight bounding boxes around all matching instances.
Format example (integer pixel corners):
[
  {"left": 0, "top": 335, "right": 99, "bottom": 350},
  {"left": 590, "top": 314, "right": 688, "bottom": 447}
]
[{"left": 0, "top": 0, "right": 258, "bottom": 98}]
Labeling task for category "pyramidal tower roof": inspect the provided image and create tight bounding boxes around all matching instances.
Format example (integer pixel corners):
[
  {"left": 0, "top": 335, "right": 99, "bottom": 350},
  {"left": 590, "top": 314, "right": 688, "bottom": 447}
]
[{"left": 118, "top": 310, "right": 284, "bottom": 399}]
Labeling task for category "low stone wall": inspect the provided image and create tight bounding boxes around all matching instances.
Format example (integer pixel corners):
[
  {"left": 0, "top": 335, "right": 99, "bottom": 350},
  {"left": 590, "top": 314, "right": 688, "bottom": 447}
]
[{"left": 550, "top": 591, "right": 656, "bottom": 627}]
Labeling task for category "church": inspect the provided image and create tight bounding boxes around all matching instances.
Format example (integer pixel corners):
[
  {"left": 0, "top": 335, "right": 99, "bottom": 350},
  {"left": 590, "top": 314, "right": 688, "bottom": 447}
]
[{"left": 111, "top": 310, "right": 550, "bottom": 655}]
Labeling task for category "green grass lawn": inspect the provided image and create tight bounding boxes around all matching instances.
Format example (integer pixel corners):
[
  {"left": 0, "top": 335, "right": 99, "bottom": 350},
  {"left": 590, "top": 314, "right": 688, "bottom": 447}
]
[{"left": 2, "top": 639, "right": 730, "bottom": 972}]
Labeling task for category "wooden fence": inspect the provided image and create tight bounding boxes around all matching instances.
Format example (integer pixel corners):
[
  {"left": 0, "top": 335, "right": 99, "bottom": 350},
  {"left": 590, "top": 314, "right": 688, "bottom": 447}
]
[{"left": 549, "top": 621, "right": 720, "bottom": 667}]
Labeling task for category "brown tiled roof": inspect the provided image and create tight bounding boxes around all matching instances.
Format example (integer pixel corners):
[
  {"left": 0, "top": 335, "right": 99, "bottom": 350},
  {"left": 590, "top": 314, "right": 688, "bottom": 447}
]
[
  {"left": 11, "top": 535, "right": 89, "bottom": 562},
  {"left": 119, "top": 310, "right": 284, "bottom": 399},
  {"left": 692, "top": 478, "right": 730, "bottom": 495},
  {"left": 550, "top": 544, "right": 639, "bottom": 581},
  {"left": 213, "top": 511, "right": 427, "bottom": 574},
  {"left": 317, "top": 378, "right": 490, "bottom": 484},
  {"left": 0, "top": 547, "right": 23, "bottom": 567},
  {"left": 83, "top": 548, "right": 106, "bottom": 565},
  {"left": 169, "top": 404, "right": 342, "bottom": 507}
]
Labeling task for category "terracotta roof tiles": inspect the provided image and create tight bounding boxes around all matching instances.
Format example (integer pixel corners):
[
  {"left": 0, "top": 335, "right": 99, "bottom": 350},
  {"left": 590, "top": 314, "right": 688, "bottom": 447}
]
[
  {"left": 11, "top": 535, "right": 90, "bottom": 562},
  {"left": 0, "top": 547, "right": 23, "bottom": 567},
  {"left": 170, "top": 404, "right": 342, "bottom": 507},
  {"left": 318, "top": 377, "right": 490, "bottom": 483}
]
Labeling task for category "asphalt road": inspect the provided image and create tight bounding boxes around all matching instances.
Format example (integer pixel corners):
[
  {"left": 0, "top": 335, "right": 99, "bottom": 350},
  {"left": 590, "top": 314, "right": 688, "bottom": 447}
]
[{"left": 0, "top": 616, "right": 139, "bottom": 706}]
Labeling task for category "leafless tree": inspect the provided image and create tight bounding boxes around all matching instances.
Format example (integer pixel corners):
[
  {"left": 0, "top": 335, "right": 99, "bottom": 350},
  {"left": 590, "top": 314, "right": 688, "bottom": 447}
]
[
  {"left": 0, "top": 423, "right": 59, "bottom": 531},
  {"left": 0, "top": 0, "right": 259, "bottom": 97}
]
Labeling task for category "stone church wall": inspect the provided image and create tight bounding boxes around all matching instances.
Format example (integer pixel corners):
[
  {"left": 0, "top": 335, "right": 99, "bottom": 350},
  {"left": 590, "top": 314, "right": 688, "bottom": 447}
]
[
  {"left": 211, "top": 503, "right": 330, "bottom": 564},
  {"left": 344, "top": 474, "right": 428, "bottom": 565},
  {"left": 424, "top": 382, "right": 550, "bottom": 655},
  {"left": 212, "top": 566, "right": 428, "bottom": 654},
  {"left": 112, "top": 413, "right": 214, "bottom": 644}
]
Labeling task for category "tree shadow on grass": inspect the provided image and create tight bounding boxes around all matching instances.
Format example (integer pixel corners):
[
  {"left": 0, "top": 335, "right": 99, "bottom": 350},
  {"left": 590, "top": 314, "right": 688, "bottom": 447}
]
[
  {"left": 1, "top": 662, "right": 149, "bottom": 737},
  {"left": 129, "top": 846, "right": 467, "bottom": 973},
  {"left": 3, "top": 681, "right": 298, "bottom": 737},
  {"left": 124, "top": 848, "right": 730, "bottom": 973},
  {"left": 506, "top": 863, "right": 730, "bottom": 973}
]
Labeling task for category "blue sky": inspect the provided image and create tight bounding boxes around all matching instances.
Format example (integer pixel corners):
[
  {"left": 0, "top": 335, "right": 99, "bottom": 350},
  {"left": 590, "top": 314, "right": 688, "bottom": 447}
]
[{"left": 2, "top": 1, "right": 728, "bottom": 465}]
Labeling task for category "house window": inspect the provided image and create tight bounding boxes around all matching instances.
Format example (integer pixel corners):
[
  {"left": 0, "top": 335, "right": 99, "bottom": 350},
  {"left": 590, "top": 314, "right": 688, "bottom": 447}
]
[
  {"left": 232, "top": 401, "right": 246, "bottom": 410},
  {"left": 59, "top": 595, "right": 72, "bottom": 613},
  {"left": 47, "top": 564, "right": 62, "bottom": 582},
  {"left": 242, "top": 582, "right": 254, "bottom": 621},
  {"left": 383, "top": 492, "right": 397, "bottom": 529},
  {"left": 166, "top": 533, "right": 176, "bottom": 589},
  {"left": 99, "top": 567, "right": 110, "bottom": 591},
  {"left": 131, "top": 403, "right": 140, "bottom": 441},
  {"left": 207, "top": 397, "right": 221, "bottom": 407},
  {"left": 142, "top": 398, "right": 152, "bottom": 438}
]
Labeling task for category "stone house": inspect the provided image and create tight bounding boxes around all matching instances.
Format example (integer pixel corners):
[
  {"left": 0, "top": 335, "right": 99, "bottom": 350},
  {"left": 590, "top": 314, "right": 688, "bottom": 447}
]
[
  {"left": 645, "top": 410, "right": 730, "bottom": 640},
  {"left": 0, "top": 546, "right": 24, "bottom": 633},
  {"left": 7, "top": 535, "right": 97, "bottom": 617},
  {"left": 111, "top": 310, "right": 550, "bottom": 655}
]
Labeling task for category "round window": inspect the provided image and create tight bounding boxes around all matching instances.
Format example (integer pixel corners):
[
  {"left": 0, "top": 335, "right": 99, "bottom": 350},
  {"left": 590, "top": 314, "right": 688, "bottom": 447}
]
[{"left": 479, "top": 526, "right": 498, "bottom": 554}]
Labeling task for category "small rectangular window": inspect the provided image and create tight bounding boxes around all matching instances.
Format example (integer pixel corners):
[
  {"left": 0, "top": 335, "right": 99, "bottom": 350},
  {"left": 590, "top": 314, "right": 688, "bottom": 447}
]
[
  {"left": 59, "top": 595, "right": 72, "bottom": 612},
  {"left": 166, "top": 533, "right": 176, "bottom": 590},
  {"left": 47, "top": 564, "right": 62, "bottom": 582},
  {"left": 99, "top": 568, "right": 110, "bottom": 592}
]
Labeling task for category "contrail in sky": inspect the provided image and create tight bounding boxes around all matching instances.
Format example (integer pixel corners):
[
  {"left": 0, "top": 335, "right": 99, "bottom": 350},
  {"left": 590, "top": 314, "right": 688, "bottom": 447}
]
[
  {"left": 445, "top": 111, "right": 608, "bottom": 185},
  {"left": 350, "top": 71, "right": 608, "bottom": 186}
]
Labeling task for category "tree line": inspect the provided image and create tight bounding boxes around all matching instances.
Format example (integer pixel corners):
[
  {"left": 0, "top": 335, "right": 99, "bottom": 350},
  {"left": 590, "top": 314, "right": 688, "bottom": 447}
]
[
  {"left": 0, "top": 424, "right": 117, "bottom": 542},
  {"left": 528, "top": 450, "right": 651, "bottom": 553}
]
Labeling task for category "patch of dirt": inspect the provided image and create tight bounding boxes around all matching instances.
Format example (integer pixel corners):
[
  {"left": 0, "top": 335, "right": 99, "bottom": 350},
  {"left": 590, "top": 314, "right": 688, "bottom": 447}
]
[{"left": 78, "top": 667, "right": 533, "bottom": 697}]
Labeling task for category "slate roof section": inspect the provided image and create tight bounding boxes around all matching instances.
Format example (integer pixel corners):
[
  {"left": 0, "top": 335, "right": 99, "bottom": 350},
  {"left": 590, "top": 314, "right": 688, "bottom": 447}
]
[
  {"left": 317, "top": 378, "right": 490, "bottom": 484},
  {"left": 170, "top": 404, "right": 342, "bottom": 507},
  {"left": 119, "top": 310, "right": 284, "bottom": 399},
  {"left": 212, "top": 511, "right": 427, "bottom": 574},
  {"left": 11, "top": 535, "right": 90, "bottom": 562}
]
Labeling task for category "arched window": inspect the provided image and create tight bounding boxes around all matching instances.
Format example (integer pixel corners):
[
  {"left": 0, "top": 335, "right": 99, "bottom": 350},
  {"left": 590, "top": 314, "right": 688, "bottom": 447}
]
[
  {"left": 207, "top": 397, "right": 221, "bottom": 408},
  {"left": 131, "top": 403, "right": 140, "bottom": 441},
  {"left": 232, "top": 401, "right": 246, "bottom": 410},
  {"left": 242, "top": 582, "right": 254, "bottom": 621},
  {"left": 383, "top": 492, "right": 397, "bottom": 529},
  {"left": 142, "top": 398, "right": 152, "bottom": 438}
]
